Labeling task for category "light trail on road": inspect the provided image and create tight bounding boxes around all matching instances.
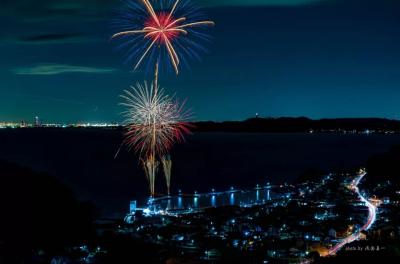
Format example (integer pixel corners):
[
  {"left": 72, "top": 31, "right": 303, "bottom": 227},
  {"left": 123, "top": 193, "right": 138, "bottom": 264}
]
[{"left": 327, "top": 172, "right": 377, "bottom": 256}]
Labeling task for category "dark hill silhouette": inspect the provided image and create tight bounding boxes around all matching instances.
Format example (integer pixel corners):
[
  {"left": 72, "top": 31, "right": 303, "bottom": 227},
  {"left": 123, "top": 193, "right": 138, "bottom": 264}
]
[
  {"left": 0, "top": 160, "right": 96, "bottom": 263},
  {"left": 366, "top": 145, "right": 400, "bottom": 186},
  {"left": 192, "top": 117, "right": 400, "bottom": 133}
]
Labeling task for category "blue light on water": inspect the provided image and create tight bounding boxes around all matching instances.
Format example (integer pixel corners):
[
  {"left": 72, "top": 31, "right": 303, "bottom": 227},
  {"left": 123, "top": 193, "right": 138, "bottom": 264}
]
[
  {"left": 211, "top": 195, "right": 216, "bottom": 207},
  {"left": 178, "top": 197, "right": 182, "bottom": 209},
  {"left": 230, "top": 193, "right": 235, "bottom": 205}
]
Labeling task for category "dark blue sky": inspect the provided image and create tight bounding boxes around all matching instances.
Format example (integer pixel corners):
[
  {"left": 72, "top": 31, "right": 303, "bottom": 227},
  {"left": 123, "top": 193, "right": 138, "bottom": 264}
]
[{"left": 1, "top": 0, "right": 399, "bottom": 123}]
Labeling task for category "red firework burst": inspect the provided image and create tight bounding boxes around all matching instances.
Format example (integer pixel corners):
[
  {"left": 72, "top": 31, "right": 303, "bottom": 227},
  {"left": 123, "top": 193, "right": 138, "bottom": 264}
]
[{"left": 112, "top": 0, "right": 214, "bottom": 74}]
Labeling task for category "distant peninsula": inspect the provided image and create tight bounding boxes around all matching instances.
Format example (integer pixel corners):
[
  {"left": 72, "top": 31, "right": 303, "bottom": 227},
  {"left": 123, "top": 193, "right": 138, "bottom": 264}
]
[{"left": 191, "top": 117, "right": 400, "bottom": 133}]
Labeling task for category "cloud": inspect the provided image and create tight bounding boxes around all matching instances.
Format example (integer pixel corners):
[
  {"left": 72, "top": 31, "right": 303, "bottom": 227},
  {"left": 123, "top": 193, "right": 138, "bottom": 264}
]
[
  {"left": 16, "top": 33, "right": 99, "bottom": 44},
  {"left": 0, "top": 33, "right": 104, "bottom": 45},
  {"left": 0, "top": 0, "right": 328, "bottom": 22},
  {"left": 1, "top": 0, "right": 328, "bottom": 19},
  {"left": 0, "top": 0, "right": 116, "bottom": 20},
  {"left": 201, "top": 0, "right": 327, "bottom": 7},
  {"left": 13, "top": 64, "right": 117, "bottom": 75},
  {"left": 0, "top": 33, "right": 100, "bottom": 46}
]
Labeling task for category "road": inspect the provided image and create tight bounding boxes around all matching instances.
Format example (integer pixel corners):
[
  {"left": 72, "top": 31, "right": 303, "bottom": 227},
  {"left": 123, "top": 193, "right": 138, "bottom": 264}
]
[{"left": 327, "top": 172, "right": 377, "bottom": 255}]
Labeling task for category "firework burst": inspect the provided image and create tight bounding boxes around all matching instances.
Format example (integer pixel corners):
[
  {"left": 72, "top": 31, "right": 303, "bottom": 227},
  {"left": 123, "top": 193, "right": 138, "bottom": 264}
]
[
  {"left": 120, "top": 81, "right": 191, "bottom": 196},
  {"left": 112, "top": 0, "right": 214, "bottom": 74},
  {"left": 120, "top": 81, "right": 192, "bottom": 158}
]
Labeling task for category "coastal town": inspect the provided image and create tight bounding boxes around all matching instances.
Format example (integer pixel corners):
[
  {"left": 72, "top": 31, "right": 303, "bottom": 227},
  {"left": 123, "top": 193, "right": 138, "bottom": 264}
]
[{"left": 49, "top": 167, "right": 399, "bottom": 263}]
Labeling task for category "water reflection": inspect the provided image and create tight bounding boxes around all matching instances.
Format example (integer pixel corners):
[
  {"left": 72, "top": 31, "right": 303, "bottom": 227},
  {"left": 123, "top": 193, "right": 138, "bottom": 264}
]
[
  {"left": 150, "top": 185, "right": 277, "bottom": 212},
  {"left": 211, "top": 195, "right": 216, "bottom": 207},
  {"left": 230, "top": 193, "right": 235, "bottom": 205},
  {"left": 178, "top": 196, "right": 183, "bottom": 209}
]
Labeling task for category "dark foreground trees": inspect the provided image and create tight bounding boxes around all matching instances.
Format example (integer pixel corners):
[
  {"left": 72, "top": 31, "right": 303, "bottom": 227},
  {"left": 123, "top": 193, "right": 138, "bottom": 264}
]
[{"left": 0, "top": 160, "right": 96, "bottom": 263}]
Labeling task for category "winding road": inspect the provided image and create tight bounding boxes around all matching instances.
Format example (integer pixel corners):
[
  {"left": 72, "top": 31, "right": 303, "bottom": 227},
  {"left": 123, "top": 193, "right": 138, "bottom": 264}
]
[{"left": 327, "top": 172, "right": 377, "bottom": 255}]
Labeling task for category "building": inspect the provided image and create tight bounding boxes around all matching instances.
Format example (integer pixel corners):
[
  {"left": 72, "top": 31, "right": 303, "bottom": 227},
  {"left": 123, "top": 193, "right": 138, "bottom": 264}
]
[{"left": 34, "top": 116, "right": 42, "bottom": 127}]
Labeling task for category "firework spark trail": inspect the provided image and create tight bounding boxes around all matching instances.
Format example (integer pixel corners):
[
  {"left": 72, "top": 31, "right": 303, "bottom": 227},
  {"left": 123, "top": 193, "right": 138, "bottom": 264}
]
[
  {"left": 143, "top": 154, "right": 159, "bottom": 196},
  {"left": 112, "top": 0, "right": 214, "bottom": 74},
  {"left": 162, "top": 156, "right": 173, "bottom": 195}
]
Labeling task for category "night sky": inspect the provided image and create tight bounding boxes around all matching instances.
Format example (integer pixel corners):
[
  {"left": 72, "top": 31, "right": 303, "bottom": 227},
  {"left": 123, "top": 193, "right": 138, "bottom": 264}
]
[{"left": 1, "top": 0, "right": 399, "bottom": 123}]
